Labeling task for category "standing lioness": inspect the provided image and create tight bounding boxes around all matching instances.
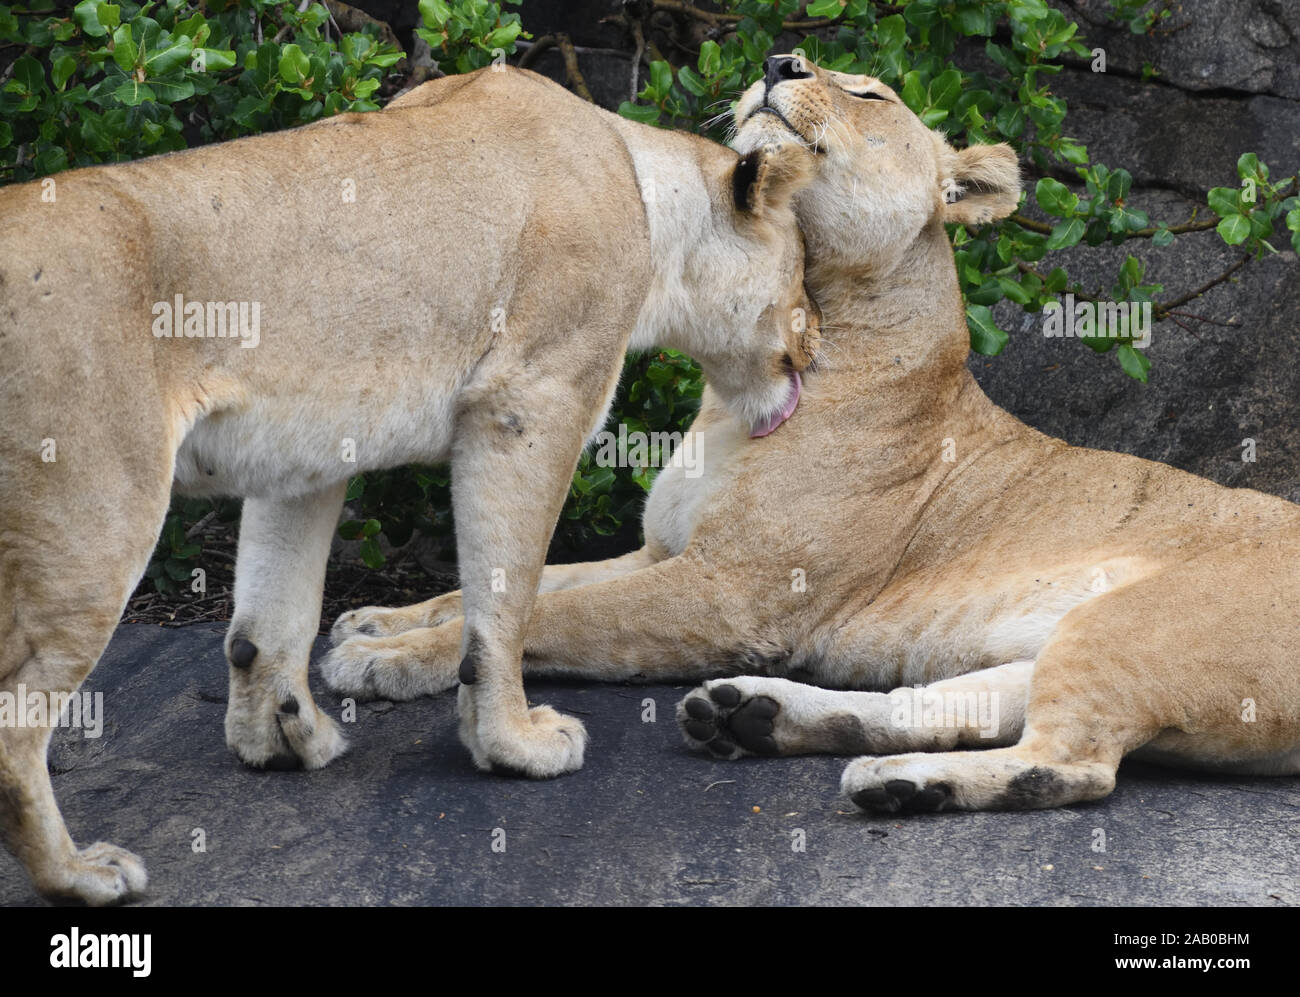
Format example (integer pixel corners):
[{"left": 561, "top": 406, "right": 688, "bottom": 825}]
[
  {"left": 329, "top": 57, "right": 1300, "bottom": 816},
  {"left": 0, "top": 65, "right": 819, "bottom": 904}
]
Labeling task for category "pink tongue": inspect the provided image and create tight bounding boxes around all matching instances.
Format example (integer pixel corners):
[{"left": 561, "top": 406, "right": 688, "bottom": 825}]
[{"left": 750, "top": 370, "right": 802, "bottom": 438}]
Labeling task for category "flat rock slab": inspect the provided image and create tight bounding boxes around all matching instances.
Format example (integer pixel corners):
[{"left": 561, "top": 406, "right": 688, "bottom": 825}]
[{"left": 2, "top": 624, "right": 1296, "bottom": 906}]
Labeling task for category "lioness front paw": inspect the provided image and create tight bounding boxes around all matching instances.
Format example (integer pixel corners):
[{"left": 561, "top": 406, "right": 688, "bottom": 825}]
[
  {"left": 459, "top": 686, "right": 586, "bottom": 779},
  {"left": 38, "top": 842, "right": 148, "bottom": 906},
  {"left": 676, "top": 680, "right": 782, "bottom": 759},
  {"left": 320, "top": 630, "right": 460, "bottom": 701}
]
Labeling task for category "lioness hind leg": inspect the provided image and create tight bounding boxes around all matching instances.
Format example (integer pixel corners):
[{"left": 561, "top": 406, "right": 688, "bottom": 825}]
[
  {"left": 840, "top": 746, "right": 1120, "bottom": 814},
  {"left": 0, "top": 442, "right": 171, "bottom": 903},
  {"left": 677, "top": 661, "right": 1033, "bottom": 759},
  {"left": 329, "top": 547, "right": 658, "bottom": 646},
  {"left": 223, "top": 482, "right": 348, "bottom": 770}
]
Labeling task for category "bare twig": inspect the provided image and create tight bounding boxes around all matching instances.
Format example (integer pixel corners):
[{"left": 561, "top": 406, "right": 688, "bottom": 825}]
[
  {"left": 185, "top": 510, "right": 218, "bottom": 540},
  {"left": 556, "top": 33, "right": 594, "bottom": 103},
  {"left": 1008, "top": 211, "right": 1218, "bottom": 239},
  {"left": 630, "top": 18, "right": 647, "bottom": 103},
  {"left": 1154, "top": 253, "right": 1252, "bottom": 320},
  {"left": 516, "top": 34, "right": 556, "bottom": 70}
]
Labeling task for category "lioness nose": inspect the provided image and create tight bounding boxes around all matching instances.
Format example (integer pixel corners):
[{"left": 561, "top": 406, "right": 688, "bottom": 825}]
[{"left": 765, "top": 55, "right": 812, "bottom": 91}]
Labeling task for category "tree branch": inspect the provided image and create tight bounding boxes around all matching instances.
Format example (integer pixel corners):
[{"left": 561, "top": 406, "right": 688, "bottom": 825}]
[
  {"left": 1008, "top": 211, "right": 1218, "bottom": 239},
  {"left": 556, "top": 33, "right": 594, "bottom": 103}
]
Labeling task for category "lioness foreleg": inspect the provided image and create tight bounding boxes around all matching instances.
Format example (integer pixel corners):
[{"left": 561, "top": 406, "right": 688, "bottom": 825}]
[
  {"left": 323, "top": 552, "right": 753, "bottom": 703},
  {"left": 223, "top": 482, "right": 348, "bottom": 770},
  {"left": 676, "top": 660, "right": 1033, "bottom": 759},
  {"left": 329, "top": 547, "right": 659, "bottom": 645}
]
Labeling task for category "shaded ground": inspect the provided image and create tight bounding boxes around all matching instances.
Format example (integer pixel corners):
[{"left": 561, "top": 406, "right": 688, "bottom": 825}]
[{"left": 2, "top": 624, "right": 1296, "bottom": 907}]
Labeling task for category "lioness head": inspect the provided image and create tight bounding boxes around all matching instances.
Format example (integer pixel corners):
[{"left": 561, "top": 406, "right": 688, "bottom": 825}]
[
  {"left": 692, "top": 141, "right": 823, "bottom": 436},
  {"left": 731, "top": 55, "right": 1021, "bottom": 275}
]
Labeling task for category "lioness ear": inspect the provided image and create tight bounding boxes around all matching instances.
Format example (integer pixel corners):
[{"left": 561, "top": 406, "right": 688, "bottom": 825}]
[
  {"left": 732, "top": 143, "right": 814, "bottom": 217},
  {"left": 937, "top": 141, "right": 1021, "bottom": 226}
]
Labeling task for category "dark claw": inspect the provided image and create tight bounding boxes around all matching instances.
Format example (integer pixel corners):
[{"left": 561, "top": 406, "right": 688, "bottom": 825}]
[
  {"left": 229, "top": 637, "right": 258, "bottom": 669},
  {"left": 278, "top": 696, "right": 300, "bottom": 716}
]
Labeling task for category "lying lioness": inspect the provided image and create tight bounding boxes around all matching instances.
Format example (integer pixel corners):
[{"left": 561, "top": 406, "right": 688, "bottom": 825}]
[
  {"left": 328, "top": 56, "right": 1300, "bottom": 815},
  {"left": 0, "top": 65, "right": 820, "bottom": 903}
]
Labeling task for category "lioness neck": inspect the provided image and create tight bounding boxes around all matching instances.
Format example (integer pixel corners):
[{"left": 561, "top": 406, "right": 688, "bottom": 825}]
[
  {"left": 797, "top": 215, "right": 1025, "bottom": 469},
  {"left": 611, "top": 120, "right": 744, "bottom": 356}
]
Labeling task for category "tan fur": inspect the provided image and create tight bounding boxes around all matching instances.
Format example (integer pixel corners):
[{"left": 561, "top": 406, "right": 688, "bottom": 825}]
[
  {"left": 0, "top": 65, "right": 820, "bottom": 903},
  {"left": 331, "top": 58, "right": 1300, "bottom": 816}
]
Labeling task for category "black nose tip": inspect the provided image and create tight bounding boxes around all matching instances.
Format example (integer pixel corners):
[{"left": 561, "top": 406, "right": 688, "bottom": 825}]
[{"left": 765, "top": 55, "right": 812, "bottom": 91}]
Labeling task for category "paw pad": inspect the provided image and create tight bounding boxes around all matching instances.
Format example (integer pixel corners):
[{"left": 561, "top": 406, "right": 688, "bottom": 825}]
[{"left": 678, "top": 684, "right": 781, "bottom": 758}]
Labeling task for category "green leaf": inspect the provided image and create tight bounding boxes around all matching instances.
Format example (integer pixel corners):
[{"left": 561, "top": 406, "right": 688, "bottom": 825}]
[
  {"left": 677, "top": 65, "right": 707, "bottom": 97},
  {"left": 417, "top": 0, "right": 451, "bottom": 28},
  {"left": 359, "top": 537, "right": 385, "bottom": 569},
  {"left": 51, "top": 55, "right": 77, "bottom": 90},
  {"left": 198, "top": 48, "right": 237, "bottom": 71},
  {"left": 900, "top": 70, "right": 924, "bottom": 111},
  {"left": 997, "top": 277, "right": 1032, "bottom": 305},
  {"left": 1152, "top": 227, "right": 1174, "bottom": 247},
  {"left": 649, "top": 59, "right": 672, "bottom": 99},
  {"left": 146, "top": 37, "right": 194, "bottom": 75},
  {"left": 113, "top": 78, "right": 156, "bottom": 105},
  {"left": 1217, "top": 214, "right": 1251, "bottom": 245},
  {"left": 148, "top": 77, "right": 194, "bottom": 103},
  {"left": 278, "top": 43, "right": 311, "bottom": 83},
  {"left": 111, "top": 24, "right": 137, "bottom": 72},
  {"left": 73, "top": 0, "right": 107, "bottom": 38},
  {"left": 698, "top": 40, "right": 721, "bottom": 76},
  {"left": 1045, "top": 218, "right": 1085, "bottom": 249},
  {"left": 928, "top": 69, "right": 962, "bottom": 111},
  {"left": 484, "top": 23, "right": 521, "bottom": 51},
  {"left": 1117, "top": 343, "right": 1150, "bottom": 383},
  {"left": 1207, "top": 187, "right": 1240, "bottom": 217},
  {"left": 617, "top": 101, "right": 660, "bottom": 125},
  {"left": 1035, "top": 177, "right": 1078, "bottom": 217},
  {"left": 967, "top": 304, "right": 1008, "bottom": 356},
  {"left": 995, "top": 102, "right": 1025, "bottom": 138},
  {"left": 97, "top": 3, "right": 120, "bottom": 30},
  {"left": 805, "top": 0, "right": 844, "bottom": 17},
  {"left": 1236, "top": 152, "right": 1263, "bottom": 180}
]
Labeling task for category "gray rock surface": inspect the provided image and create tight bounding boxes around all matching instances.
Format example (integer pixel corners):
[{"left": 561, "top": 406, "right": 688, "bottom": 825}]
[
  {"left": 1, "top": 625, "right": 1296, "bottom": 906},
  {"left": 970, "top": 4, "right": 1300, "bottom": 505}
]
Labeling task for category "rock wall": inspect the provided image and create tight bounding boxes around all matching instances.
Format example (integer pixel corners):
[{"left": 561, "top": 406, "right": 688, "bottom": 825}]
[{"left": 977, "top": 0, "right": 1300, "bottom": 504}]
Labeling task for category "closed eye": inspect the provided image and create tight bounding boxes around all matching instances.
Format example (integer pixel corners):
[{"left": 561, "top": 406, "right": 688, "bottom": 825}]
[{"left": 846, "top": 90, "right": 890, "bottom": 101}]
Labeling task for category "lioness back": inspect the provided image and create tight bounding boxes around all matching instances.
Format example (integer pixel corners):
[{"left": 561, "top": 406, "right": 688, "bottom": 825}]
[{"left": 0, "top": 67, "right": 650, "bottom": 493}]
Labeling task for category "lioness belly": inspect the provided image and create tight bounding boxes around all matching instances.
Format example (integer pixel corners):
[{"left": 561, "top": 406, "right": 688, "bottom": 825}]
[{"left": 174, "top": 386, "right": 457, "bottom": 498}]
